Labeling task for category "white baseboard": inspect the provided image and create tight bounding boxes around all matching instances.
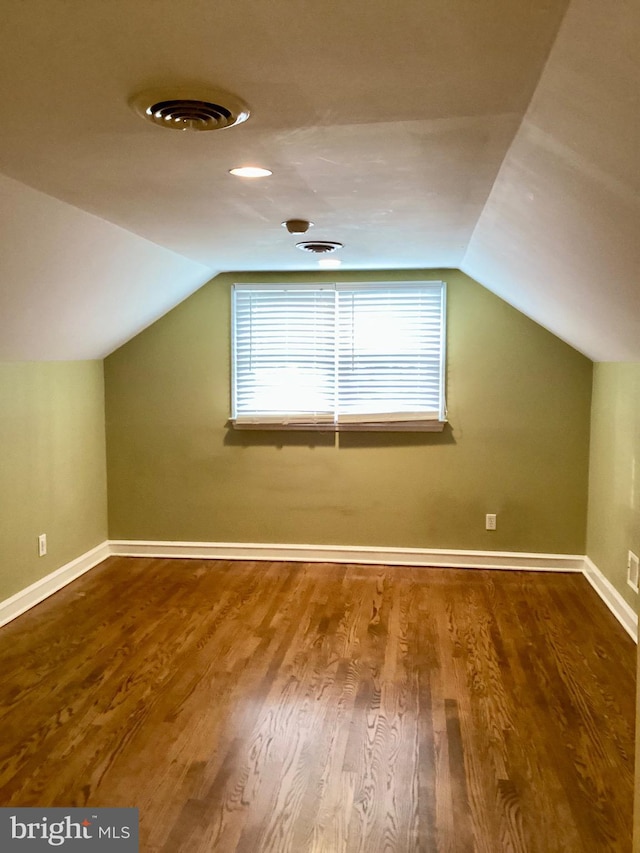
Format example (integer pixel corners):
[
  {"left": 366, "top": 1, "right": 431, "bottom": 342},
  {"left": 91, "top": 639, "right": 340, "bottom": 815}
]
[
  {"left": 583, "top": 557, "right": 638, "bottom": 642},
  {"left": 2, "top": 540, "right": 636, "bottom": 645},
  {"left": 0, "top": 541, "right": 110, "bottom": 628},
  {"left": 109, "top": 539, "right": 584, "bottom": 572}
]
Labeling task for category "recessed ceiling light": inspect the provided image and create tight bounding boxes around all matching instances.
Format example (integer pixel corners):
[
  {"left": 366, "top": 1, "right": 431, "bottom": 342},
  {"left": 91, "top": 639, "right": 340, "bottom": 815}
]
[
  {"left": 318, "top": 259, "right": 342, "bottom": 268},
  {"left": 229, "top": 166, "right": 272, "bottom": 178}
]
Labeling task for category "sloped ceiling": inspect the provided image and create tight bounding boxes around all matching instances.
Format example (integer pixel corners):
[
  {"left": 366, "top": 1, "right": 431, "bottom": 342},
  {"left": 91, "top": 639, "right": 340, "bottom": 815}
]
[
  {"left": 463, "top": 0, "right": 640, "bottom": 361},
  {"left": 0, "top": 175, "right": 210, "bottom": 360},
  {"left": 0, "top": 0, "right": 637, "bottom": 361}
]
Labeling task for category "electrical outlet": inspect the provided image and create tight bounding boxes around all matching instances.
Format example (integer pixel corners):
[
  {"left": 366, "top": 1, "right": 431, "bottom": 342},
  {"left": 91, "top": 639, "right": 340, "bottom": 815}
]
[
  {"left": 485, "top": 513, "right": 497, "bottom": 531},
  {"left": 38, "top": 533, "right": 47, "bottom": 557},
  {"left": 627, "top": 550, "right": 639, "bottom": 593}
]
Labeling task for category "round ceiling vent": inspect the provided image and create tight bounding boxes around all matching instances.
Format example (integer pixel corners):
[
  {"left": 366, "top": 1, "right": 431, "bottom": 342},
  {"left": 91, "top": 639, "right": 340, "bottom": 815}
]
[
  {"left": 296, "top": 241, "right": 343, "bottom": 254},
  {"left": 130, "top": 87, "right": 250, "bottom": 132}
]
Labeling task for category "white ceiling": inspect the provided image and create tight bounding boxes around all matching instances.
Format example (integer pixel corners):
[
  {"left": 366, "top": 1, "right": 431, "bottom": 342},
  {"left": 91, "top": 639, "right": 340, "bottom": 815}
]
[
  {"left": 463, "top": 0, "right": 640, "bottom": 361},
  {"left": 0, "top": 174, "right": 210, "bottom": 360},
  {"left": 0, "top": 0, "right": 637, "bottom": 361}
]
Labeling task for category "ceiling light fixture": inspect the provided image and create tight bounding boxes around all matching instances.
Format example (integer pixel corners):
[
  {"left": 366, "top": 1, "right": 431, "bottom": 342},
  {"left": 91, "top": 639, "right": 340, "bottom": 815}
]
[{"left": 229, "top": 166, "right": 273, "bottom": 178}]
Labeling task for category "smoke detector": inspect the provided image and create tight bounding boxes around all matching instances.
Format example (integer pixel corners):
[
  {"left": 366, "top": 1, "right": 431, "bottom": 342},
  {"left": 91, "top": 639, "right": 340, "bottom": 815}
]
[
  {"left": 282, "top": 219, "right": 313, "bottom": 235},
  {"left": 130, "top": 87, "right": 250, "bottom": 131},
  {"left": 296, "top": 241, "right": 343, "bottom": 254}
]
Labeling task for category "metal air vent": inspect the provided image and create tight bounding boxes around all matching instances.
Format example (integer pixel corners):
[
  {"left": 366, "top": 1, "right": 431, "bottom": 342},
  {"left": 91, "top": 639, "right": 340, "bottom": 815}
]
[
  {"left": 296, "top": 241, "right": 343, "bottom": 254},
  {"left": 130, "top": 87, "right": 250, "bottom": 132}
]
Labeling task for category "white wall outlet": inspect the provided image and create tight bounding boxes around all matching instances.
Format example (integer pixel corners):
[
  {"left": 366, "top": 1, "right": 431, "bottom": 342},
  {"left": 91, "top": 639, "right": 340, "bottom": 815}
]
[
  {"left": 485, "top": 513, "right": 497, "bottom": 531},
  {"left": 627, "top": 550, "right": 639, "bottom": 593},
  {"left": 38, "top": 533, "right": 47, "bottom": 557}
]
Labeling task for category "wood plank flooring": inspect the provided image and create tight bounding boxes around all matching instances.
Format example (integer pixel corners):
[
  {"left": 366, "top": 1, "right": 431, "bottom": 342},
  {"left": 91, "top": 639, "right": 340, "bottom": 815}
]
[{"left": 0, "top": 557, "right": 635, "bottom": 852}]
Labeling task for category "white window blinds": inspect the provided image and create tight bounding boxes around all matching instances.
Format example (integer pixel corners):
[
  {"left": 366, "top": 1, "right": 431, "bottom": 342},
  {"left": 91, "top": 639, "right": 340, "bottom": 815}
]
[
  {"left": 232, "top": 286, "right": 336, "bottom": 424},
  {"left": 336, "top": 283, "right": 445, "bottom": 423},
  {"left": 232, "top": 281, "right": 446, "bottom": 428}
]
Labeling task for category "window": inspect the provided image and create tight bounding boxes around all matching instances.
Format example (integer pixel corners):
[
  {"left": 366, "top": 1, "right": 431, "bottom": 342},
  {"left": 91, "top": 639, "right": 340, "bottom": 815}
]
[{"left": 231, "top": 281, "right": 446, "bottom": 430}]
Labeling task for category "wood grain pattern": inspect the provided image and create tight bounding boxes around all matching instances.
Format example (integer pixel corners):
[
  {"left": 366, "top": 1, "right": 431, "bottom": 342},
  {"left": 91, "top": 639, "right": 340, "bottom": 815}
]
[{"left": 0, "top": 558, "right": 635, "bottom": 852}]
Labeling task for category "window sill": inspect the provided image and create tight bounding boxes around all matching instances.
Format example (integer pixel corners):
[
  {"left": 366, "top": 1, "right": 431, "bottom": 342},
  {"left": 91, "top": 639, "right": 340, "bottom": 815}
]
[{"left": 230, "top": 419, "right": 447, "bottom": 433}]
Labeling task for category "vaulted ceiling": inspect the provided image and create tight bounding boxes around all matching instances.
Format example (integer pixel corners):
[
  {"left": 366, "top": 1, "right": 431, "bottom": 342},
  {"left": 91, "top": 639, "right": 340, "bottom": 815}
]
[{"left": 0, "top": 0, "right": 638, "bottom": 361}]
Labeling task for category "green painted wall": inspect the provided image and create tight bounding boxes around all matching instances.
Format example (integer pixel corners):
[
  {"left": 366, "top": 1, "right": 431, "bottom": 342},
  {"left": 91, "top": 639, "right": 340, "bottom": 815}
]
[
  {"left": 587, "top": 363, "right": 640, "bottom": 605},
  {"left": 105, "top": 270, "right": 592, "bottom": 554},
  {"left": 0, "top": 361, "right": 108, "bottom": 601},
  {"left": 591, "top": 365, "right": 640, "bottom": 853},
  {"left": 586, "top": 364, "right": 640, "bottom": 853}
]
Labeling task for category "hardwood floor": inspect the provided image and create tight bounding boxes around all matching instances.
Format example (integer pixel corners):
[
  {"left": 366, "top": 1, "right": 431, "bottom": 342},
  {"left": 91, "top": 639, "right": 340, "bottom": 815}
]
[{"left": 0, "top": 558, "right": 635, "bottom": 852}]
